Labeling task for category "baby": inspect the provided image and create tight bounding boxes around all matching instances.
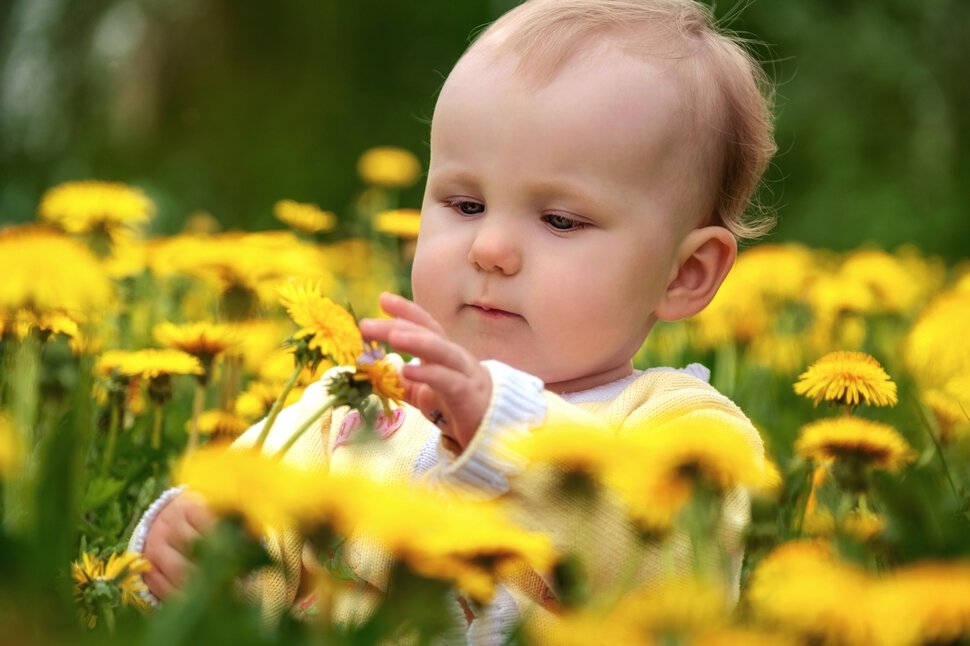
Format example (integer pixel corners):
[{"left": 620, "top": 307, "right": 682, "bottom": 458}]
[{"left": 133, "top": 0, "right": 775, "bottom": 639}]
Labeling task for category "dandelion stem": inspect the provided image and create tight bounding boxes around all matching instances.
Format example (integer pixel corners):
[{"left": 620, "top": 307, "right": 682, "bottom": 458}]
[
  {"left": 151, "top": 404, "right": 165, "bottom": 451},
  {"left": 187, "top": 379, "right": 206, "bottom": 453},
  {"left": 100, "top": 394, "right": 122, "bottom": 476},
  {"left": 274, "top": 395, "right": 339, "bottom": 458},
  {"left": 916, "top": 399, "right": 959, "bottom": 497},
  {"left": 253, "top": 361, "right": 305, "bottom": 450}
]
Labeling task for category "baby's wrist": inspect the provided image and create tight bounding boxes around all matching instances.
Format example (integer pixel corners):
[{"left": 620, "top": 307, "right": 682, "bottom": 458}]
[{"left": 128, "top": 485, "right": 186, "bottom": 608}]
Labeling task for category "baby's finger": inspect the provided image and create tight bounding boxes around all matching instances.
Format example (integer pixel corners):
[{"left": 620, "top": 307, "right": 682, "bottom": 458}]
[
  {"left": 389, "top": 327, "right": 473, "bottom": 374},
  {"left": 402, "top": 362, "right": 469, "bottom": 399},
  {"left": 183, "top": 500, "right": 215, "bottom": 534},
  {"left": 378, "top": 292, "right": 447, "bottom": 336},
  {"left": 144, "top": 542, "right": 188, "bottom": 596},
  {"left": 358, "top": 317, "right": 420, "bottom": 344}
]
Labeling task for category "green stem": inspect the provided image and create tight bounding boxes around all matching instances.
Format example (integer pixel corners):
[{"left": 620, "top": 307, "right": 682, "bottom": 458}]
[
  {"left": 151, "top": 404, "right": 165, "bottom": 451},
  {"left": 187, "top": 379, "right": 206, "bottom": 453},
  {"left": 253, "top": 361, "right": 305, "bottom": 450},
  {"left": 100, "top": 394, "right": 122, "bottom": 476},
  {"left": 274, "top": 395, "right": 338, "bottom": 457},
  {"left": 916, "top": 399, "right": 959, "bottom": 497}
]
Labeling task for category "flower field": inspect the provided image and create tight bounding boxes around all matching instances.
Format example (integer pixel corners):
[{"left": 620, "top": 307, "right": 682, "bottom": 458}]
[{"left": 1, "top": 149, "right": 969, "bottom": 644}]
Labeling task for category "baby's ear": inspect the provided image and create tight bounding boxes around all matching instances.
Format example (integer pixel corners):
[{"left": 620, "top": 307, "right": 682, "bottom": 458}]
[{"left": 655, "top": 226, "right": 737, "bottom": 322}]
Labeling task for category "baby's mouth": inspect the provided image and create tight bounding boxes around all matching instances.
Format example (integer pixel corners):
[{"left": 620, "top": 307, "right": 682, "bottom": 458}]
[{"left": 467, "top": 303, "right": 522, "bottom": 319}]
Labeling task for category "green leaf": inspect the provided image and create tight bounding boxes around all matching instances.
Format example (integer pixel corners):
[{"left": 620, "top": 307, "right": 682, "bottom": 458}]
[{"left": 82, "top": 477, "right": 125, "bottom": 513}]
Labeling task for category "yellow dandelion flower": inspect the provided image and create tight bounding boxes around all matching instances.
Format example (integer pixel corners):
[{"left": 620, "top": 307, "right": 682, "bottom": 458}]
[
  {"left": 149, "top": 231, "right": 331, "bottom": 297},
  {"left": 873, "top": 562, "right": 970, "bottom": 646},
  {"left": 746, "top": 540, "right": 871, "bottom": 644},
  {"left": 72, "top": 551, "right": 152, "bottom": 627},
  {"left": 274, "top": 199, "right": 337, "bottom": 234},
  {"left": 622, "top": 415, "right": 767, "bottom": 493},
  {"left": 921, "top": 388, "right": 970, "bottom": 443},
  {"left": 373, "top": 208, "right": 421, "bottom": 239},
  {"left": 0, "top": 225, "right": 113, "bottom": 320},
  {"left": 840, "top": 248, "right": 926, "bottom": 315},
  {"left": 95, "top": 348, "right": 203, "bottom": 381},
  {"left": 278, "top": 281, "right": 363, "bottom": 367},
  {"left": 697, "top": 628, "right": 801, "bottom": 646},
  {"left": 614, "top": 578, "right": 729, "bottom": 636},
  {"left": 38, "top": 180, "right": 154, "bottom": 235},
  {"left": 353, "top": 345, "right": 405, "bottom": 411},
  {"left": 357, "top": 146, "right": 422, "bottom": 188},
  {"left": 0, "top": 310, "right": 80, "bottom": 340},
  {"left": 235, "top": 380, "right": 306, "bottom": 421},
  {"left": 102, "top": 234, "right": 148, "bottom": 279},
  {"left": 794, "top": 351, "right": 898, "bottom": 407},
  {"left": 614, "top": 415, "right": 766, "bottom": 533},
  {"left": 528, "top": 608, "right": 650, "bottom": 646},
  {"left": 174, "top": 445, "right": 321, "bottom": 533},
  {"left": 313, "top": 474, "right": 555, "bottom": 602},
  {"left": 154, "top": 321, "right": 240, "bottom": 360},
  {"left": 795, "top": 417, "right": 915, "bottom": 472},
  {"left": 807, "top": 271, "right": 877, "bottom": 316},
  {"left": 193, "top": 410, "right": 250, "bottom": 442},
  {"left": 904, "top": 289, "right": 970, "bottom": 388},
  {"left": 510, "top": 421, "right": 621, "bottom": 478}
]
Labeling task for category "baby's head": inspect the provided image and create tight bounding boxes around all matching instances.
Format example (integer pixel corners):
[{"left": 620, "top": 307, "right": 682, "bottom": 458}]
[{"left": 411, "top": 0, "right": 776, "bottom": 392}]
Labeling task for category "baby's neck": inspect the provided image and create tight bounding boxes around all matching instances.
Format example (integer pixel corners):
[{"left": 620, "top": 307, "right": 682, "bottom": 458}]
[{"left": 544, "top": 361, "right": 635, "bottom": 395}]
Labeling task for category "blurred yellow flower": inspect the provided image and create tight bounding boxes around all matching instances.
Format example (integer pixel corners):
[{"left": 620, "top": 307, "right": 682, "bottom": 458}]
[
  {"left": 840, "top": 249, "right": 924, "bottom": 315},
  {"left": 0, "top": 225, "right": 113, "bottom": 321},
  {"left": 614, "top": 577, "right": 729, "bottom": 636},
  {"left": 154, "top": 321, "right": 240, "bottom": 362},
  {"left": 278, "top": 281, "right": 363, "bottom": 367},
  {"left": 324, "top": 475, "right": 556, "bottom": 602},
  {"left": 794, "top": 351, "right": 898, "bottom": 407},
  {"left": 747, "top": 540, "right": 871, "bottom": 644},
  {"left": 507, "top": 420, "right": 617, "bottom": 478},
  {"left": 921, "top": 376, "right": 970, "bottom": 442},
  {"left": 528, "top": 608, "right": 650, "bottom": 646},
  {"left": 174, "top": 445, "right": 321, "bottom": 533},
  {"left": 373, "top": 208, "right": 421, "bottom": 239},
  {"left": 807, "top": 272, "right": 876, "bottom": 316},
  {"left": 71, "top": 551, "right": 151, "bottom": 627},
  {"left": 274, "top": 199, "right": 337, "bottom": 234},
  {"left": 193, "top": 410, "right": 251, "bottom": 443},
  {"left": 795, "top": 417, "right": 915, "bottom": 472},
  {"left": 38, "top": 180, "right": 154, "bottom": 236},
  {"left": 904, "top": 289, "right": 970, "bottom": 388},
  {"left": 95, "top": 348, "right": 204, "bottom": 381},
  {"left": 616, "top": 415, "right": 767, "bottom": 532},
  {"left": 0, "top": 310, "right": 79, "bottom": 341},
  {"left": 0, "top": 413, "right": 21, "bottom": 479},
  {"left": 357, "top": 146, "right": 422, "bottom": 188},
  {"left": 236, "top": 380, "right": 306, "bottom": 422},
  {"left": 873, "top": 562, "right": 970, "bottom": 646},
  {"left": 324, "top": 238, "right": 399, "bottom": 317},
  {"left": 149, "top": 231, "right": 332, "bottom": 299}
]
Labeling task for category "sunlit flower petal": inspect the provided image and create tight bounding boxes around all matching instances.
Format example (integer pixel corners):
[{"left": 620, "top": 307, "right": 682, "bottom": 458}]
[{"left": 794, "top": 351, "right": 898, "bottom": 407}]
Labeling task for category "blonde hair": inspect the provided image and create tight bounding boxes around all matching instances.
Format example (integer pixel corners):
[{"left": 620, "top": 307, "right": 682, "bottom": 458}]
[{"left": 467, "top": 0, "right": 776, "bottom": 241}]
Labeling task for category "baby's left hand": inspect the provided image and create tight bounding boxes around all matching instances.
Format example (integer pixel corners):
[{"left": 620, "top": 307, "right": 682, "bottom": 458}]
[{"left": 359, "top": 293, "right": 492, "bottom": 452}]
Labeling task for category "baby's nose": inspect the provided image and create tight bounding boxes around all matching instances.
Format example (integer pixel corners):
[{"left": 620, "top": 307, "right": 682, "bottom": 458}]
[{"left": 467, "top": 223, "right": 522, "bottom": 275}]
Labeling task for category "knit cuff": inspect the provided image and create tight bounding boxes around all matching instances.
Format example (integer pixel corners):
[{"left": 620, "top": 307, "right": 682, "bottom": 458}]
[
  {"left": 432, "top": 360, "right": 546, "bottom": 496},
  {"left": 127, "top": 485, "right": 186, "bottom": 608}
]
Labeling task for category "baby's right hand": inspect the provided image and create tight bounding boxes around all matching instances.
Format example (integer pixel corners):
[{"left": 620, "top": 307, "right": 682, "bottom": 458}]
[{"left": 142, "top": 493, "right": 215, "bottom": 600}]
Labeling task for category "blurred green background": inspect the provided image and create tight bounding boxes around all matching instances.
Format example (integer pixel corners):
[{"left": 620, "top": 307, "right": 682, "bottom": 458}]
[{"left": 1, "top": 0, "right": 967, "bottom": 259}]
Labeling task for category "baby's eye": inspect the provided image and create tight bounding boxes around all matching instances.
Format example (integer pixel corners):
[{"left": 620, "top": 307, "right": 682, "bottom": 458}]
[
  {"left": 450, "top": 200, "right": 485, "bottom": 216},
  {"left": 542, "top": 213, "right": 587, "bottom": 231}
]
